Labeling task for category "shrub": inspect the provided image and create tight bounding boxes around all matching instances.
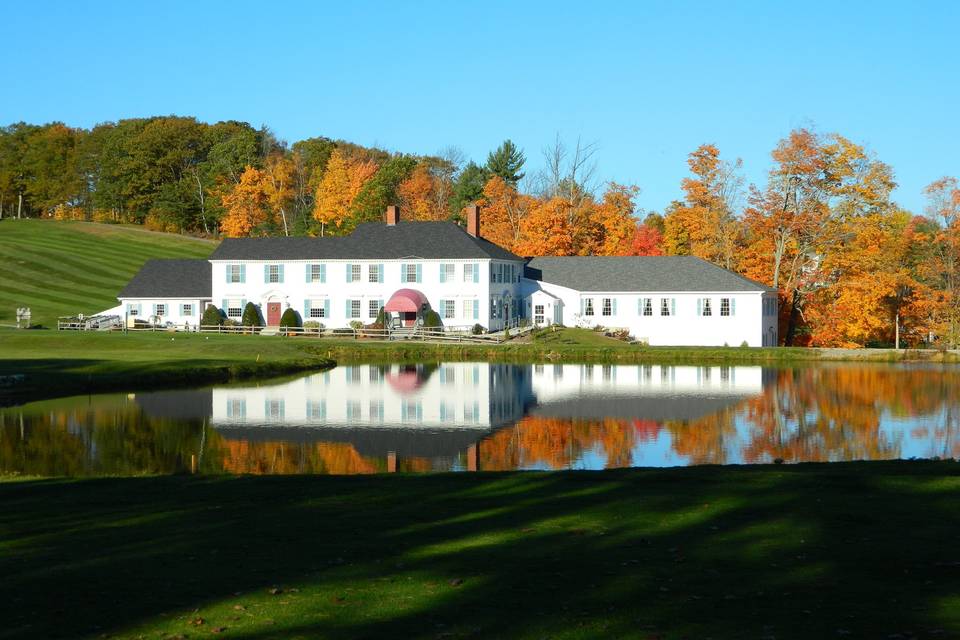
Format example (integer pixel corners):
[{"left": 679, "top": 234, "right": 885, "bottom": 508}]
[
  {"left": 241, "top": 302, "right": 263, "bottom": 328},
  {"left": 201, "top": 305, "right": 224, "bottom": 326},
  {"left": 740, "top": 340, "right": 749, "bottom": 348},
  {"left": 422, "top": 310, "right": 441, "bottom": 328},
  {"left": 471, "top": 323, "right": 484, "bottom": 335},
  {"left": 303, "top": 321, "right": 324, "bottom": 335},
  {"left": 349, "top": 320, "right": 364, "bottom": 332},
  {"left": 332, "top": 327, "right": 355, "bottom": 337},
  {"left": 279, "top": 308, "right": 301, "bottom": 329}
]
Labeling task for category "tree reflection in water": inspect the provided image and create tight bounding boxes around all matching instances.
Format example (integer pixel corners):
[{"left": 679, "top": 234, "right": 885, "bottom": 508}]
[{"left": 2, "top": 364, "right": 958, "bottom": 475}]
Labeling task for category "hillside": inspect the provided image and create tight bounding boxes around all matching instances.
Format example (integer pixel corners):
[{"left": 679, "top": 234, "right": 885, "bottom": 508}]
[{"left": 0, "top": 219, "right": 216, "bottom": 328}]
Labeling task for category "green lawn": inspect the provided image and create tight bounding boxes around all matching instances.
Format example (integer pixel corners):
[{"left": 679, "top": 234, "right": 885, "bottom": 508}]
[
  {"left": 1, "top": 462, "right": 958, "bottom": 639},
  {"left": 0, "top": 219, "right": 215, "bottom": 328}
]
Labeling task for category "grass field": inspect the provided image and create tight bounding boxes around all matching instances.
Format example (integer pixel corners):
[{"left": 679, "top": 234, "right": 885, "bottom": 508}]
[
  {"left": 0, "top": 218, "right": 215, "bottom": 327},
  {"left": 1, "top": 462, "right": 958, "bottom": 639}
]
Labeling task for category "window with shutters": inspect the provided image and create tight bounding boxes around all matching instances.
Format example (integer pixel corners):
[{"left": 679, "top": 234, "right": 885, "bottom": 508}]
[
  {"left": 441, "top": 300, "right": 455, "bottom": 319},
  {"left": 602, "top": 298, "right": 612, "bottom": 316},
  {"left": 584, "top": 299, "right": 594, "bottom": 316},
  {"left": 463, "top": 264, "right": 474, "bottom": 282},
  {"left": 369, "top": 299, "right": 381, "bottom": 318},
  {"left": 309, "top": 300, "right": 326, "bottom": 319},
  {"left": 642, "top": 298, "right": 653, "bottom": 316},
  {"left": 463, "top": 299, "right": 475, "bottom": 319},
  {"left": 702, "top": 298, "right": 712, "bottom": 316},
  {"left": 309, "top": 264, "right": 324, "bottom": 283},
  {"left": 368, "top": 264, "right": 380, "bottom": 283},
  {"left": 228, "top": 303, "right": 242, "bottom": 318},
  {"left": 155, "top": 304, "right": 166, "bottom": 317},
  {"left": 181, "top": 304, "right": 193, "bottom": 316},
  {"left": 720, "top": 298, "right": 731, "bottom": 316},
  {"left": 441, "top": 263, "right": 455, "bottom": 281},
  {"left": 405, "top": 264, "right": 418, "bottom": 282},
  {"left": 266, "top": 264, "right": 281, "bottom": 283},
  {"left": 128, "top": 305, "right": 139, "bottom": 317},
  {"left": 226, "top": 265, "right": 243, "bottom": 283},
  {"left": 660, "top": 298, "right": 671, "bottom": 316},
  {"left": 350, "top": 300, "right": 361, "bottom": 318},
  {"left": 369, "top": 400, "right": 384, "bottom": 422},
  {"left": 265, "top": 399, "right": 284, "bottom": 420}
]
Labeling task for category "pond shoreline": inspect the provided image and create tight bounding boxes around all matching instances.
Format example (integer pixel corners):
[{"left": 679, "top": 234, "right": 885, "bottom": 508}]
[{"left": 1, "top": 329, "right": 958, "bottom": 407}]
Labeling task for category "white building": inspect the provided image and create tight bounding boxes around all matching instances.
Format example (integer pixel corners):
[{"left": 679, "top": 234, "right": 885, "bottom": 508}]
[{"left": 111, "top": 205, "right": 778, "bottom": 346}]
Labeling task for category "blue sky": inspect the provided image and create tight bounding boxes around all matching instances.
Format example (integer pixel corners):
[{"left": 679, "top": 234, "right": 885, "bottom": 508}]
[{"left": 5, "top": 1, "right": 957, "bottom": 215}]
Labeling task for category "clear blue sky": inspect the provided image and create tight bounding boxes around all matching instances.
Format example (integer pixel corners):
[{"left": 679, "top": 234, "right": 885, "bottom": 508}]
[{"left": 5, "top": 0, "right": 957, "bottom": 215}]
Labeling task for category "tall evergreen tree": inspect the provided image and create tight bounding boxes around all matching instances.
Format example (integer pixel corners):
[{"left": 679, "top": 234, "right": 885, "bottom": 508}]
[{"left": 485, "top": 139, "right": 526, "bottom": 187}]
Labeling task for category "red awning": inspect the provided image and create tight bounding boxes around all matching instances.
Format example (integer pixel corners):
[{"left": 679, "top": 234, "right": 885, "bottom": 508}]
[{"left": 384, "top": 288, "right": 428, "bottom": 313}]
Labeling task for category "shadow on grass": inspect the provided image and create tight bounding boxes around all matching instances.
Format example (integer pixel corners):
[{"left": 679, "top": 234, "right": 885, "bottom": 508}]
[{"left": 1, "top": 463, "right": 959, "bottom": 639}]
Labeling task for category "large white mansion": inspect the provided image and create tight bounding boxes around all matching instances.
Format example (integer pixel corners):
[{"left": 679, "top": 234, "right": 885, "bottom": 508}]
[{"left": 111, "top": 205, "right": 779, "bottom": 346}]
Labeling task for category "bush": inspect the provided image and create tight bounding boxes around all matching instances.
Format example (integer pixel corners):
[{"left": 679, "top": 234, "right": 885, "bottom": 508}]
[
  {"left": 279, "top": 308, "right": 301, "bottom": 329},
  {"left": 349, "top": 320, "right": 364, "bottom": 333},
  {"left": 422, "top": 309, "right": 441, "bottom": 329},
  {"left": 201, "top": 305, "right": 224, "bottom": 326},
  {"left": 471, "top": 323, "right": 484, "bottom": 335},
  {"left": 241, "top": 302, "right": 263, "bottom": 328},
  {"left": 303, "top": 321, "right": 324, "bottom": 335},
  {"left": 740, "top": 340, "right": 749, "bottom": 348},
  {"left": 332, "top": 327, "right": 355, "bottom": 337},
  {"left": 371, "top": 307, "right": 389, "bottom": 330}
]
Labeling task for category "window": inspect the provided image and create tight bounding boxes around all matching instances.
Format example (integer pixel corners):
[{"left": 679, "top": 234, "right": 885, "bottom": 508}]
[
  {"left": 534, "top": 304, "right": 545, "bottom": 324},
  {"left": 308, "top": 264, "right": 324, "bottom": 283},
  {"left": 346, "top": 366, "right": 362, "bottom": 384},
  {"left": 584, "top": 298, "right": 594, "bottom": 316},
  {"left": 369, "top": 400, "right": 384, "bottom": 423},
  {"left": 369, "top": 366, "right": 383, "bottom": 383},
  {"left": 182, "top": 304, "right": 193, "bottom": 316},
  {"left": 306, "top": 400, "right": 326, "bottom": 421},
  {"left": 441, "top": 299, "right": 455, "bottom": 319},
  {"left": 226, "top": 264, "right": 244, "bottom": 283},
  {"left": 642, "top": 298, "right": 653, "bottom": 316},
  {"left": 702, "top": 298, "right": 712, "bottom": 317},
  {"left": 602, "top": 298, "right": 612, "bottom": 316},
  {"left": 348, "top": 264, "right": 361, "bottom": 282},
  {"left": 155, "top": 304, "right": 166, "bottom": 317},
  {"left": 127, "top": 304, "right": 139, "bottom": 317},
  {"left": 227, "top": 303, "right": 242, "bottom": 318},
  {"left": 369, "top": 299, "right": 382, "bottom": 318},
  {"left": 660, "top": 298, "right": 671, "bottom": 316},
  {"left": 226, "top": 398, "right": 246, "bottom": 419},
  {"left": 463, "top": 401, "right": 479, "bottom": 425},
  {"left": 720, "top": 298, "right": 731, "bottom": 317},
  {"left": 346, "top": 400, "right": 362, "bottom": 421},
  {"left": 265, "top": 399, "right": 284, "bottom": 420},
  {"left": 402, "top": 400, "right": 422, "bottom": 423},
  {"left": 463, "top": 299, "right": 477, "bottom": 320},
  {"left": 368, "top": 264, "right": 380, "bottom": 283},
  {"left": 350, "top": 299, "right": 361, "bottom": 318},
  {"left": 441, "top": 263, "right": 455, "bottom": 282},
  {"left": 266, "top": 264, "right": 282, "bottom": 283},
  {"left": 309, "top": 300, "right": 326, "bottom": 319},
  {"left": 440, "top": 366, "right": 456, "bottom": 384},
  {"left": 405, "top": 264, "right": 418, "bottom": 283},
  {"left": 464, "top": 263, "right": 474, "bottom": 282}
]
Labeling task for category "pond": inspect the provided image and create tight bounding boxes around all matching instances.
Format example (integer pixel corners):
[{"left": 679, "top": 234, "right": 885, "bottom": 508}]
[{"left": 2, "top": 362, "right": 958, "bottom": 475}]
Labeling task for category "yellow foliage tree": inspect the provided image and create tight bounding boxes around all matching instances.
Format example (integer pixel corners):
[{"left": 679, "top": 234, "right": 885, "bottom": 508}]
[
  {"left": 312, "top": 149, "right": 378, "bottom": 234},
  {"left": 219, "top": 166, "right": 268, "bottom": 237}
]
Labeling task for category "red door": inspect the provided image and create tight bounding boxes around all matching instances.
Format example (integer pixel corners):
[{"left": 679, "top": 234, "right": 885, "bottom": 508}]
[{"left": 267, "top": 302, "right": 281, "bottom": 326}]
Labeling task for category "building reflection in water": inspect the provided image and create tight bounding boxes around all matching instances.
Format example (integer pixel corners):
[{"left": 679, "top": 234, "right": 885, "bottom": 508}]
[{"left": 3, "top": 363, "right": 959, "bottom": 475}]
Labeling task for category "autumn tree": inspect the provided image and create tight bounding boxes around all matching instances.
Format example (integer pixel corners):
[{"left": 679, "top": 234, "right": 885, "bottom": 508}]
[
  {"left": 921, "top": 177, "right": 960, "bottom": 345},
  {"left": 262, "top": 153, "right": 295, "bottom": 236},
  {"left": 480, "top": 176, "right": 536, "bottom": 250},
  {"left": 219, "top": 166, "right": 269, "bottom": 237},
  {"left": 312, "top": 149, "right": 378, "bottom": 234}
]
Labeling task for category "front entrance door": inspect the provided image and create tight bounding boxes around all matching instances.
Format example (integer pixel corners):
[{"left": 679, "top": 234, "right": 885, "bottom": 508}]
[{"left": 267, "top": 302, "right": 281, "bottom": 326}]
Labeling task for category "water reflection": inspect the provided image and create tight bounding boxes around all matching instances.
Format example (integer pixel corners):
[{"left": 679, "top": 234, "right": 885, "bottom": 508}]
[{"left": 2, "top": 363, "right": 959, "bottom": 475}]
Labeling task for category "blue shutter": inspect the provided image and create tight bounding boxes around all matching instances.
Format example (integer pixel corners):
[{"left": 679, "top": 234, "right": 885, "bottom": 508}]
[
  {"left": 239, "top": 264, "right": 245, "bottom": 283},
  {"left": 671, "top": 298, "right": 676, "bottom": 316},
  {"left": 731, "top": 298, "right": 736, "bottom": 316},
  {"left": 323, "top": 299, "right": 330, "bottom": 319},
  {"left": 612, "top": 299, "right": 617, "bottom": 315},
  {"left": 697, "top": 298, "right": 702, "bottom": 316},
  {"left": 304, "top": 300, "right": 310, "bottom": 319},
  {"left": 225, "top": 267, "right": 230, "bottom": 284},
  {"left": 416, "top": 263, "right": 422, "bottom": 282},
  {"left": 191, "top": 304, "right": 197, "bottom": 317},
  {"left": 580, "top": 298, "right": 584, "bottom": 315},
  {"left": 378, "top": 263, "right": 384, "bottom": 283},
  {"left": 151, "top": 303, "right": 157, "bottom": 316},
  {"left": 638, "top": 297, "right": 643, "bottom": 315},
  {"left": 440, "top": 264, "right": 446, "bottom": 283},
  {"left": 346, "top": 263, "right": 352, "bottom": 283},
  {"left": 474, "top": 300, "right": 479, "bottom": 320},
  {"left": 346, "top": 299, "right": 351, "bottom": 318},
  {"left": 400, "top": 263, "right": 407, "bottom": 283},
  {"left": 221, "top": 299, "right": 228, "bottom": 312},
  {"left": 241, "top": 298, "right": 247, "bottom": 309},
  {"left": 473, "top": 263, "right": 480, "bottom": 283},
  {"left": 321, "top": 264, "right": 326, "bottom": 283},
  {"left": 263, "top": 265, "right": 269, "bottom": 283},
  {"left": 306, "top": 264, "right": 311, "bottom": 283},
  {"left": 278, "top": 265, "right": 284, "bottom": 283}
]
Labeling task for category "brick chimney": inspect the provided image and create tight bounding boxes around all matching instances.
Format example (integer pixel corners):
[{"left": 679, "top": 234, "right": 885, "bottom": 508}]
[
  {"left": 385, "top": 205, "right": 400, "bottom": 226},
  {"left": 465, "top": 204, "right": 481, "bottom": 238}
]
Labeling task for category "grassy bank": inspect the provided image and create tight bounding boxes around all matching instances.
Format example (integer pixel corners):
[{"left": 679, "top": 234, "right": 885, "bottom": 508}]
[
  {"left": 0, "top": 219, "right": 214, "bottom": 327},
  {"left": 1, "top": 462, "right": 958, "bottom": 639},
  {"left": 0, "top": 331, "right": 333, "bottom": 405}
]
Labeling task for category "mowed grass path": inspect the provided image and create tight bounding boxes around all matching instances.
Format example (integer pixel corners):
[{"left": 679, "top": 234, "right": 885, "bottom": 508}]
[{"left": 0, "top": 219, "right": 215, "bottom": 327}]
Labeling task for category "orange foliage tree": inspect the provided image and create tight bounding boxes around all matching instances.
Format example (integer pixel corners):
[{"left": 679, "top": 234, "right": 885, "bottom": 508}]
[
  {"left": 312, "top": 148, "right": 378, "bottom": 234},
  {"left": 219, "top": 166, "right": 269, "bottom": 237}
]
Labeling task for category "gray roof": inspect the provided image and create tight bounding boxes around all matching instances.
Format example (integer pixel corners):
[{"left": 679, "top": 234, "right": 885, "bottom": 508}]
[
  {"left": 118, "top": 259, "right": 212, "bottom": 298},
  {"left": 209, "top": 222, "right": 522, "bottom": 262},
  {"left": 524, "top": 256, "right": 776, "bottom": 293}
]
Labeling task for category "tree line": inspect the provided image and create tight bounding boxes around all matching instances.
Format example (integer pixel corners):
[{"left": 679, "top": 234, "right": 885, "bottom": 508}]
[{"left": 1, "top": 117, "right": 958, "bottom": 348}]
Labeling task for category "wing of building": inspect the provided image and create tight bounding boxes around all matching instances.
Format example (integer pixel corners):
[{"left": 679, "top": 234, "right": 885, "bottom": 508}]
[{"left": 112, "top": 205, "right": 779, "bottom": 346}]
